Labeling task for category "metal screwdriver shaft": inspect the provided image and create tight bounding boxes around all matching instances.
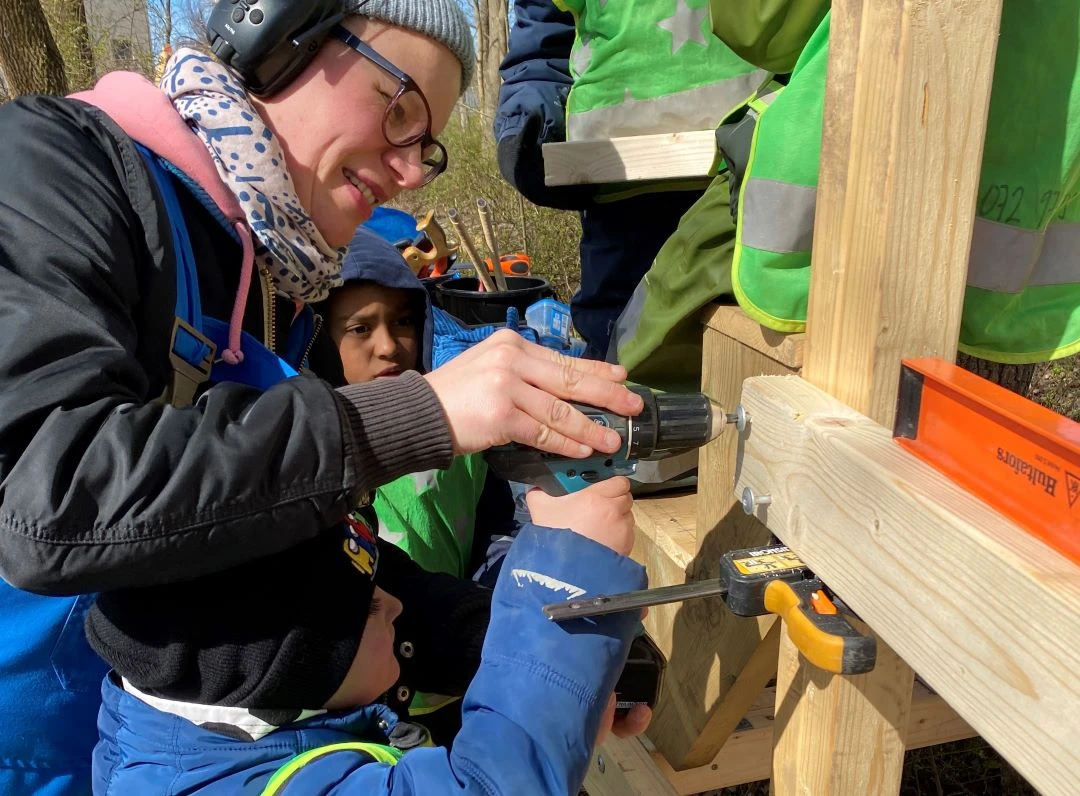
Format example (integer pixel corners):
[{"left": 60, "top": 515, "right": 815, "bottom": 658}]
[{"left": 544, "top": 579, "right": 729, "bottom": 621}]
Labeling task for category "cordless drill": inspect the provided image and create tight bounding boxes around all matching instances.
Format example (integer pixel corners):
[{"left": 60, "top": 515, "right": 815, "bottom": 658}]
[
  {"left": 485, "top": 386, "right": 729, "bottom": 716},
  {"left": 485, "top": 386, "right": 728, "bottom": 495}
]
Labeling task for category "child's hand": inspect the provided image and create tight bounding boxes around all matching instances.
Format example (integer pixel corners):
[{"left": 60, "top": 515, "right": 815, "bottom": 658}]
[
  {"left": 596, "top": 693, "right": 652, "bottom": 746},
  {"left": 525, "top": 477, "right": 634, "bottom": 556}
]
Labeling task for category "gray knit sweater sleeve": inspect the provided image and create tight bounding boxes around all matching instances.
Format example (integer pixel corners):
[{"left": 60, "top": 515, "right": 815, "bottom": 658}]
[{"left": 334, "top": 370, "right": 454, "bottom": 497}]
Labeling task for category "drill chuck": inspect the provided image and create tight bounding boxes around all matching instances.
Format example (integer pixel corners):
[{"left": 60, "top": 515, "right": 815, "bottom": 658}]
[
  {"left": 654, "top": 391, "right": 717, "bottom": 454},
  {"left": 485, "top": 387, "right": 728, "bottom": 495},
  {"left": 628, "top": 387, "right": 725, "bottom": 459}
]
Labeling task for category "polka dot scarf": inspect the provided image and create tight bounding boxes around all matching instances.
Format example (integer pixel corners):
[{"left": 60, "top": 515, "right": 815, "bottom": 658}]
[{"left": 160, "top": 48, "right": 345, "bottom": 303}]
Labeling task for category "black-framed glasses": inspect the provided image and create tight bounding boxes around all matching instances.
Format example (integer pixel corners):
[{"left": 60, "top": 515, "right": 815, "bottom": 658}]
[{"left": 331, "top": 25, "right": 448, "bottom": 185}]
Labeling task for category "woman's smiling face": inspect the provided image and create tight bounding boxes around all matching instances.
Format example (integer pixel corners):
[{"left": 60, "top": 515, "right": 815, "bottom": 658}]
[{"left": 252, "top": 17, "right": 461, "bottom": 247}]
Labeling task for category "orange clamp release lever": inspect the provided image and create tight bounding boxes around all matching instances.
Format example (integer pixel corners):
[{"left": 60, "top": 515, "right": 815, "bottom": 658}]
[{"left": 763, "top": 579, "right": 875, "bottom": 674}]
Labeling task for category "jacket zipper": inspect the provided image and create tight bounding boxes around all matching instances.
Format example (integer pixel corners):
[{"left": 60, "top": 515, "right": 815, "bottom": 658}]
[
  {"left": 299, "top": 313, "right": 323, "bottom": 370},
  {"left": 259, "top": 267, "right": 276, "bottom": 352}
]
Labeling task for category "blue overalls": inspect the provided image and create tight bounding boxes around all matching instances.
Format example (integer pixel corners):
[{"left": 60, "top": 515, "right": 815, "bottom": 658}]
[{"left": 0, "top": 147, "right": 305, "bottom": 795}]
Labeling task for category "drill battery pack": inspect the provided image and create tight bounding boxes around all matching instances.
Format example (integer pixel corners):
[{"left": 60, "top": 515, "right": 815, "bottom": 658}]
[{"left": 614, "top": 632, "right": 666, "bottom": 716}]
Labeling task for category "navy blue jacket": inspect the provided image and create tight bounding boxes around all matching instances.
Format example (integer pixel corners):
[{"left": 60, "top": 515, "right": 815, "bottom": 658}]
[
  {"left": 94, "top": 525, "right": 647, "bottom": 794},
  {"left": 493, "top": 0, "right": 595, "bottom": 211}
]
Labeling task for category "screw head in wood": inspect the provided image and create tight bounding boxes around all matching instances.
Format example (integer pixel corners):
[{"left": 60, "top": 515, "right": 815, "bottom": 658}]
[
  {"left": 741, "top": 486, "right": 773, "bottom": 515},
  {"left": 736, "top": 404, "right": 750, "bottom": 432}
]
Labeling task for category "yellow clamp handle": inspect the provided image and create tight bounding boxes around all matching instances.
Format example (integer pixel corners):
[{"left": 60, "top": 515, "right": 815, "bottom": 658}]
[{"left": 763, "top": 579, "right": 876, "bottom": 675}]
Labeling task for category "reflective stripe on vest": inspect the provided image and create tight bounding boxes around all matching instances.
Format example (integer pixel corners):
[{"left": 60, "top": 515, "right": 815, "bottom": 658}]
[
  {"left": 409, "top": 692, "right": 461, "bottom": 716},
  {"left": 738, "top": 177, "right": 1080, "bottom": 292},
  {"left": 262, "top": 742, "right": 403, "bottom": 795},
  {"left": 567, "top": 72, "right": 769, "bottom": 140}
]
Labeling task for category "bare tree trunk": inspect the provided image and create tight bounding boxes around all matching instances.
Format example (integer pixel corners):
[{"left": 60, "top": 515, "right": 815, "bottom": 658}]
[
  {"left": 52, "top": 0, "right": 95, "bottom": 90},
  {"left": 471, "top": 0, "right": 508, "bottom": 120},
  {"left": 151, "top": 0, "right": 175, "bottom": 82},
  {"left": 162, "top": 0, "right": 172, "bottom": 45},
  {"left": 482, "top": 0, "right": 507, "bottom": 121},
  {"left": 956, "top": 352, "right": 1036, "bottom": 397},
  {"left": 471, "top": 0, "right": 490, "bottom": 114},
  {"left": 0, "top": 0, "right": 69, "bottom": 95}
]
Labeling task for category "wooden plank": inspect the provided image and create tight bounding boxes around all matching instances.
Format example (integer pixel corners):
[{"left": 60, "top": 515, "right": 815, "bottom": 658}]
[
  {"left": 542, "top": 130, "right": 716, "bottom": 186},
  {"left": 701, "top": 305, "right": 804, "bottom": 370},
  {"left": 904, "top": 684, "right": 977, "bottom": 751},
  {"left": 734, "top": 375, "right": 1080, "bottom": 796},
  {"left": 657, "top": 682, "right": 976, "bottom": 795},
  {"left": 803, "top": 0, "right": 1002, "bottom": 427},
  {"left": 630, "top": 491, "right": 699, "bottom": 761},
  {"left": 584, "top": 734, "right": 679, "bottom": 796},
  {"left": 784, "top": 0, "right": 1006, "bottom": 791},
  {"left": 681, "top": 619, "right": 780, "bottom": 768},
  {"left": 632, "top": 492, "right": 697, "bottom": 569},
  {"left": 773, "top": 617, "right": 912, "bottom": 793},
  {"left": 639, "top": 319, "right": 802, "bottom": 768}
]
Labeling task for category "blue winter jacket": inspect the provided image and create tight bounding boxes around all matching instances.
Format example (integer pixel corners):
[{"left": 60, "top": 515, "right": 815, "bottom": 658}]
[
  {"left": 95, "top": 525, "right": 647, "bottom": 794},
  {"left": 493, "top": 0, "right": 595, "bottom": 213}
]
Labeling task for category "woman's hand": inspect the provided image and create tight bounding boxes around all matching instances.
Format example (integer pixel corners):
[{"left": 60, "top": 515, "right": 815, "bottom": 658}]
[
  {"left": 525, "top": 477, "right": 635, "bottom": 556},
  {"left": 425, "top": 330, "right": 643, "bottom": 457}
]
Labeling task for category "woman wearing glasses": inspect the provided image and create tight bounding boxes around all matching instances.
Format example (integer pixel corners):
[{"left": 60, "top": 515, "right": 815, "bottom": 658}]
[{"left": 0, "top": 1, "right": 650, "bottom": 794}]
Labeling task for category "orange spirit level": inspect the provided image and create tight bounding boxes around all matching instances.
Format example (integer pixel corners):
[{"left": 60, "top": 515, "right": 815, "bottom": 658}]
[{"left": 894, "top": 358, "right": 1080, "bottom": 564}]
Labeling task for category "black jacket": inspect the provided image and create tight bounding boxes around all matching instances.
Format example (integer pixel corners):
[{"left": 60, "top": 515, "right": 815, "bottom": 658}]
[{"left": 0, "top": 95, "right": 488, "bottom": 704}]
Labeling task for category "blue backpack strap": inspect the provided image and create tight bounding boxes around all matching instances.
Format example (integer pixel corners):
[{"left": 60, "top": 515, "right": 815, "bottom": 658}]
[
  {"left": 136, "top": 143, "right": 216, "bottom": 406},
  {"left": 203, "top": 318, "right": 298, "bottom": 391},
  {"left": 135, "top": 144, "right": 299, "bottom": 399}
]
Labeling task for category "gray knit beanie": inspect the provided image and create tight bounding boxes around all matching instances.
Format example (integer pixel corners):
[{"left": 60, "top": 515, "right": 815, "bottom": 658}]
[{"left": 345, "top": 0, "right": 476, "bottom": 93}]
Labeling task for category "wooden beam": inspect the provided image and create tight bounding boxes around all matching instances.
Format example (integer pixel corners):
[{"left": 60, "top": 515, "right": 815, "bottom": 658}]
[
  {"left": 784, "top": 0, "right": 1005, "bottom": 792},
  {"left": 583, "top": 734, "right": 679, "bottom": 796},
  {"left": 680, "top": 618, "right": 780, "bottom": 768},
  {"left": 632, "top": 497, "right": 777, "bottom": 771},
  {"left": 702, "top": 305, "right": 805, "bottom": 370},
  {"left": 656, "top": 681, "right": 976, "bottom": 794},
  {"left": 634, "top": 310, "right": 804, "bottom": 768},
  {"left": 684, "top": 310, "right": 801, "bottom": 767},
  {"left": 734, "top": 375, "right": 1080, "bottom": 796},
  {"left": 542, "top": 130, "right": 715, "bottom": 186},
  {"left": 773, "top": 617, "right": 912, "bottom": 793}
]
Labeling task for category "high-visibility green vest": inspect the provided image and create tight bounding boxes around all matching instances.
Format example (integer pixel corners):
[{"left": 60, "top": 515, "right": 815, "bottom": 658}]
[
  {"left": 612, "top": 3, "right": 1080, "bottom": 389},
  {"left": 553, "top": 0, "right": 768, "bottom": 142},
  {"left": 262, "top": 741, "right": 403, "bottom": 794},
  {"left": 732, "top": 8, "right": 1080, "bottom": 363},
  {"left": 708, "top": 0, "right": 828, "bottom": 73}
]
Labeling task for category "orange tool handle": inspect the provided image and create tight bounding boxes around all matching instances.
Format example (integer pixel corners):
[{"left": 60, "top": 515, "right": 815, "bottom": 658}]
[
  {"left": 763, "top": 579, "right": 876, "bottom": 674},
  {"left": 485, "top": 253, "right": 531, "bottom": 277}
]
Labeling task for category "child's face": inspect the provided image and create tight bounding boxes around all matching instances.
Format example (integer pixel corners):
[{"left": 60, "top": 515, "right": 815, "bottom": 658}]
[
  {"left": 328, "top": 282, "right": 420, "bottom": 383},
  {"left": 323, "top": 586, "right": 404, "bottom": 710}
]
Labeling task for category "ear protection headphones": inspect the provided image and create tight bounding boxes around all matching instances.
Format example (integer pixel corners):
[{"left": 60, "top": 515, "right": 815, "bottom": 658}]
[{"left": 206, "top": 0, "right": 345, "bottom": 96}]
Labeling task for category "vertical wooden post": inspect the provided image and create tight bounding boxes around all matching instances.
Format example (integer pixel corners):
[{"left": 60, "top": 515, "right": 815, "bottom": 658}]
[
  {"left": 772, "top": 0, "right": 1003, "bottom": 793},
  {"left": 646, "top": 307, "right": 803, "bottom": 768}
]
